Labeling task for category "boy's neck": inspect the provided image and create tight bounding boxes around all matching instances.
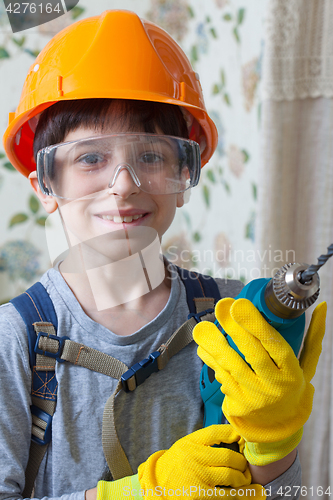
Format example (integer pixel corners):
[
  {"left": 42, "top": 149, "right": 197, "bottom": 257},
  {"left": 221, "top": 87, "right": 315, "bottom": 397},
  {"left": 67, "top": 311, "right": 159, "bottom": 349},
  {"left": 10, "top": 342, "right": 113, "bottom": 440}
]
[{"left": 58, "top": 237, "right": 172, "bottom": 336}]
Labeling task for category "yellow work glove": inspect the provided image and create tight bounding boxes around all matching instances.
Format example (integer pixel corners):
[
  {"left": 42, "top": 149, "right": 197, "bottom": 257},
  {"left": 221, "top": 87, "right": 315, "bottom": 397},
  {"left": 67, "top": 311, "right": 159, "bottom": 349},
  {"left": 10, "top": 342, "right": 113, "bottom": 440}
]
[
  {"left": 97, "top": 425, "right": 266, "bottom": 499},
  {"left": 193, "top": 298, "right": 327, "bottom": 466}
]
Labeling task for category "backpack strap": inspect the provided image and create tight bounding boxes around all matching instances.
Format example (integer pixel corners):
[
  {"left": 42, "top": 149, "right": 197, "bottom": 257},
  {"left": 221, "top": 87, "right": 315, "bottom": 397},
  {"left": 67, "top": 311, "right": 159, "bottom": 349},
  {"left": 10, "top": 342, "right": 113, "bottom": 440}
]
[
  {"left": 10, "top": 283, "right": 59, "bottom": 498},
  {"left": 151, "top": 266, "right": 221, "bottom": 370},
  {"left": 176, "top": 266, "right": 222, "bottom": 313}
]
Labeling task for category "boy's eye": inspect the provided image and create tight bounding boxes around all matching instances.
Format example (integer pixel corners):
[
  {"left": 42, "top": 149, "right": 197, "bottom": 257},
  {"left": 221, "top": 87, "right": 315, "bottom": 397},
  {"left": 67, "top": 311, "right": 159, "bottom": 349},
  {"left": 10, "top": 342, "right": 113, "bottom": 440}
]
[
  {"left": 138, "top": 152, "right": 164, "bottom": 165},
  {"left": 76, "top": 153, "right": 107, "bottom": 167}
]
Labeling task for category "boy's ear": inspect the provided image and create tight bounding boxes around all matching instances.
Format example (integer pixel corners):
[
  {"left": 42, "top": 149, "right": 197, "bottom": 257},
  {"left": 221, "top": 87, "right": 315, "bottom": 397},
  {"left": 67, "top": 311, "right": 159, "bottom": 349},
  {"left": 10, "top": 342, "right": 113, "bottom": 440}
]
[
  {"left": 29, "top": 171, "right": 58, "bottom": 214},
  {"left": 177, "top": 189, "right": 191, "bottom": 208},
  {"left": 177, "top": 192, "right": 185, "bottom": 208}
]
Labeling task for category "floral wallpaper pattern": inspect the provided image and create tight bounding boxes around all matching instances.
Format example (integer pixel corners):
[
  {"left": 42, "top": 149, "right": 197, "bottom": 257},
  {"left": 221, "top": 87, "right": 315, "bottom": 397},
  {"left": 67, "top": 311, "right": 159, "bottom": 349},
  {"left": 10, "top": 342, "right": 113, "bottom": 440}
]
[{"left": 0, "top": 0, "right": 266, "bottom": 302}]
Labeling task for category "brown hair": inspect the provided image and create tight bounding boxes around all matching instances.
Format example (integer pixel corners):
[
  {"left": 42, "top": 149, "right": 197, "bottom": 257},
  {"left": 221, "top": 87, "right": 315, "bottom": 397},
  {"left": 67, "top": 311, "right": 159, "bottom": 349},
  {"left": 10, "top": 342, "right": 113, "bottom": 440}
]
[{"left": 33, "top": 98, "right": 189, "bottom": 159}]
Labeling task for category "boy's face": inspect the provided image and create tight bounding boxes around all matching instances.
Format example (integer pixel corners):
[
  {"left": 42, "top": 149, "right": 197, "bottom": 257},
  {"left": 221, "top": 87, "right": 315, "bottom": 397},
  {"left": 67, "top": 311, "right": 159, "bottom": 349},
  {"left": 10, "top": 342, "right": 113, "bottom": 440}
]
[{"left": 33, "top": 117, "right": 186, "bottom": 263}]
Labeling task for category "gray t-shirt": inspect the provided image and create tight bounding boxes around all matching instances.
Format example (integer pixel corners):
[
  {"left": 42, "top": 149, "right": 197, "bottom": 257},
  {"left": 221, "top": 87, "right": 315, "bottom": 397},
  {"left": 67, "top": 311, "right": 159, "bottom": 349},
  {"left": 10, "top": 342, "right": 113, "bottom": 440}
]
[{"left": 0, "top": 262, "right": 301, "bottom": 500}]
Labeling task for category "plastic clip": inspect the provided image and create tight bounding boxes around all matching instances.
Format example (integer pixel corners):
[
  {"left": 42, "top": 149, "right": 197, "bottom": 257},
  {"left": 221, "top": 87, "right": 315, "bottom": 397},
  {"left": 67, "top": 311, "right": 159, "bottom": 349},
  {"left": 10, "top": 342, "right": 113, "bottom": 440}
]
[
  {"left": 35, "top": 332, "right": 69, "bottom": 363},
  {"left": 31, "top": 405, "right": 52, "bottom": 445},
  {"left": 121, "top": 351, "right": 161, "bottom": 392},
  {"left": 188, "top": 308, "right": 214, "bottom": 323}
]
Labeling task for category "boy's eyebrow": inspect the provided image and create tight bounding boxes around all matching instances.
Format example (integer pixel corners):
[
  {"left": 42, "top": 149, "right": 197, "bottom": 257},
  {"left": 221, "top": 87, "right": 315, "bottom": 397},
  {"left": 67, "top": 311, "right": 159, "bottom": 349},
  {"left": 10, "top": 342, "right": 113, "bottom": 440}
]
[
  {"left": 136, "top": 136, "right": 177, "bottom": 153},
  {"left": 63, "top": 135, "right": 177, "bottom": 154},
  {"left": 63, "top": 140, "right": 114, "bottom": 157}
]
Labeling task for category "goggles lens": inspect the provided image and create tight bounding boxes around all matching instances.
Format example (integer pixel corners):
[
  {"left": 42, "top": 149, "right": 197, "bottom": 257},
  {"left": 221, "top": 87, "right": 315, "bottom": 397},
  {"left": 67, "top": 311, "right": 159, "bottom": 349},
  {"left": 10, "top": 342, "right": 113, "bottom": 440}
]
[{"left": 37, "top": 134, "right": 201, "bottom": 199}]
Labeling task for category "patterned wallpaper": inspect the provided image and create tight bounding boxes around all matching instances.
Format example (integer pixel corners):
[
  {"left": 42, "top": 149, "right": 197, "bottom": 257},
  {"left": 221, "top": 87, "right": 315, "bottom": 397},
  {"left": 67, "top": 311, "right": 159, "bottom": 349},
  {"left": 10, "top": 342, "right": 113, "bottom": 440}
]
[{"left": 0, "top": 0, "right": 266, "bottom": 302}]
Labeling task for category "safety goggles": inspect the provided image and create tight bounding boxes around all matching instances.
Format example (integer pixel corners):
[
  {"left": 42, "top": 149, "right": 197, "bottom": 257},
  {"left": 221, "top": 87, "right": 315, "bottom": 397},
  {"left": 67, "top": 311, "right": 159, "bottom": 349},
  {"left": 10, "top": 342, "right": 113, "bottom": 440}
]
[{"left": 36, "top": 133, "right": 201, "bottom": 199}]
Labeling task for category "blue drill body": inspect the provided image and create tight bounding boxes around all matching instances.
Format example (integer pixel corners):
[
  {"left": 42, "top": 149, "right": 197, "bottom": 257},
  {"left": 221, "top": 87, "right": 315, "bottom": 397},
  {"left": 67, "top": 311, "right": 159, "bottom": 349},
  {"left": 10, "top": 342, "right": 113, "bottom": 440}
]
[{"left": 200, "top": 277, "right": 306, "bottom": 428}]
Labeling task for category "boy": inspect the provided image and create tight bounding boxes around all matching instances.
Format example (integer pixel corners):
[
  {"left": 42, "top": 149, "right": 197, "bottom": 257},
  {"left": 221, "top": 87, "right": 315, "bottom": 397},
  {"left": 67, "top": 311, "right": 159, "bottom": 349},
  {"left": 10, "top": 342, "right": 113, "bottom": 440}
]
[{"left": 1, "top": 10, "right": 325, "bottom": 500}]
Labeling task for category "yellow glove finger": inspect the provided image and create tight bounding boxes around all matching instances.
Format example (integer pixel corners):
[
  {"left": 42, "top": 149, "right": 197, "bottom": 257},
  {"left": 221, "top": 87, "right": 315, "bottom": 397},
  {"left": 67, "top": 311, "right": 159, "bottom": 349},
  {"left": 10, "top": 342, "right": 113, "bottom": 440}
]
[
  {"left": 194, "top": 311, "right": 275, "bottom": 393},
  {"left": 175, "top": 425, "right": 247, "bottom": 471},
  {"left": 214, "top": 298, "right": 283, "bottom": 375},
  {"left": 194, "top": 313, "right": 274, "bottom": 400},
  {"left": 147, "top": 457, "right": 252, "bottom": 491},
  {"left": 196, "top": 345, "right": 242, "bottom": 398},
  {"left": 188, "top": 424, "right": 242, "bottom": 446},
  {"left": 202, "top": 465, "right": 251, "bottom": 489},
  {"left": 299, "top": 301, "right": 327, "bottom": 382},
  {"left": 140, "top": 427, "right": 253, "bottom": 492},
  {"left": 194, "top": 320, "right": 256, "bottom": 382},
  {"left": 228, "top": 298, "right": 299, "bottom": 371}
]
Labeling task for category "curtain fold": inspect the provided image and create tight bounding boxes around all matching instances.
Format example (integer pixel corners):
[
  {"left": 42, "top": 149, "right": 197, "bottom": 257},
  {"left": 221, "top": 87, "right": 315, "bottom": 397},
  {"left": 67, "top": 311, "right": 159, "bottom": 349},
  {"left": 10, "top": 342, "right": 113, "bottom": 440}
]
[{"left": 258, "top": 0, "right": 333, "bottom": 494}]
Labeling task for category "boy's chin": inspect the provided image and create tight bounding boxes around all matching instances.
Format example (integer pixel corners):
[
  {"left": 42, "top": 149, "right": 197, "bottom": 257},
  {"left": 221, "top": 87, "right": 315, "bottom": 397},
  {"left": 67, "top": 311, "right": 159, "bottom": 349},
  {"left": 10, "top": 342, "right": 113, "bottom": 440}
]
[{"left": 63, "top": 226, "right": 161, "bottom": 270}]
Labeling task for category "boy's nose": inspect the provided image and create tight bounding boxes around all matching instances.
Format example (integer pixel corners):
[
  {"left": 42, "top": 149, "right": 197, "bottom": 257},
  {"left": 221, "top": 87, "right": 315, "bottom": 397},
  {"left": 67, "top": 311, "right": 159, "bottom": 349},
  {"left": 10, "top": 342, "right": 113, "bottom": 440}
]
[{"left": 107, "top": 163, "right": 141, "bottom": 197}]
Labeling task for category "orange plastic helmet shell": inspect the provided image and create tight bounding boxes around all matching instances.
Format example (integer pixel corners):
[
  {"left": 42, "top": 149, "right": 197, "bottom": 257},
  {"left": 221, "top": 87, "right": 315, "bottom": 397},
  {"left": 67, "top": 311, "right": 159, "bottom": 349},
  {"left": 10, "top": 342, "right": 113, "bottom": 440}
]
[{"left": 3, "top": 10, "right": 218, "bottom": 177}]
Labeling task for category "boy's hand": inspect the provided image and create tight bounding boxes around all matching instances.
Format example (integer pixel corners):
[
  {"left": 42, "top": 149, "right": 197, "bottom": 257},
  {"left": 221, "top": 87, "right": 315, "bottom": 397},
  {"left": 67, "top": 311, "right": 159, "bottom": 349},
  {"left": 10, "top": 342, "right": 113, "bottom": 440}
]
[
  {"left": 97, "top": 425, "right": 266, "bottom": 499},
  {"left": 138, "top": 425, "right": 251, "bottom": 492},
  {"left": 193, "top": 298, "right": 327, "bottom": 465},
  {"left": 85, "top": 487, "right": 97, "bottom": 500}
]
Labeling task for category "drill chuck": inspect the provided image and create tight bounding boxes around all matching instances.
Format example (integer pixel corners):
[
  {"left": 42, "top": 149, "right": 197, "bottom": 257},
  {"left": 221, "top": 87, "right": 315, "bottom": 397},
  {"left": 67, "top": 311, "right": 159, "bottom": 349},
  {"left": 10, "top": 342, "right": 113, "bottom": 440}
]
[{"left": 264, "top": 263, "right": 320, "bottom": 319}]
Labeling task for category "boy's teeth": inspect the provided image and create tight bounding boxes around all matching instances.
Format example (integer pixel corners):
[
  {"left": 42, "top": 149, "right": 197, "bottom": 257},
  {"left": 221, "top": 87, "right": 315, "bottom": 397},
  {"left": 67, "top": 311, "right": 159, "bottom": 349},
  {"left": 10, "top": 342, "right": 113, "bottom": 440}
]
[
  {"left": 100, "top": 214, "right": 144, "bottom": 223},
  {"left": 123, "top": 216, "right": 134, "bottom": 223},
  {"left": 113, "top": 215, "right": 124, "bottom": 223}
]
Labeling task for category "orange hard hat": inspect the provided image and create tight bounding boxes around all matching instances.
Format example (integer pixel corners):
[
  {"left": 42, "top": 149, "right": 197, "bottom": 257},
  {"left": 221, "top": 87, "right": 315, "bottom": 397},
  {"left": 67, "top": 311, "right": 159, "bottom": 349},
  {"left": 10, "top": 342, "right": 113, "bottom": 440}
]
[{"left": 3, "top": 10, "right": 218, "bottom": 177}]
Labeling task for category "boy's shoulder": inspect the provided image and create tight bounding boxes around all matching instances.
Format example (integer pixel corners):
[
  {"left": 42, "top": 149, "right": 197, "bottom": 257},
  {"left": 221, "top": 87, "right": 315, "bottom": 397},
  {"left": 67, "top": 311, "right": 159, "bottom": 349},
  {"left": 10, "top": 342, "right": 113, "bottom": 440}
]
[
  {"left": 0, "top": 300, "right": 27, "bottom": 337},
  {"left": 0, "top": 266, "right": 60, "bottom": 333},
  {"left": 213, "top": 275, "right": 244, "bottom": 299},
  {"left": 170, "top": 262, "right": 244, "bottom": 300},
  {"left": 0, "top": 300, "right": 32, "bottom": 376}
]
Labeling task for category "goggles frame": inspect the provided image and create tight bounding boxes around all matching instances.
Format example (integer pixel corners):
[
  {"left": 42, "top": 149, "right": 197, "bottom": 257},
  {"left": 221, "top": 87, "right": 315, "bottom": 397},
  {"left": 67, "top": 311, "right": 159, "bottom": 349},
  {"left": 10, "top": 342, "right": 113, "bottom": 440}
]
[{"left": 36, "top": 133, "right": 201, "bottom": 199}]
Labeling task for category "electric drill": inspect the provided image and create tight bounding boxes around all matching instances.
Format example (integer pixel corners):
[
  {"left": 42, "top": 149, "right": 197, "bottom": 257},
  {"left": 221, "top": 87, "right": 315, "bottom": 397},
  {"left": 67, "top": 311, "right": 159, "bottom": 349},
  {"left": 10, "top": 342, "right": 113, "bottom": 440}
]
[{"left": 200, "top": 245, "right": 333, "bottom": 429}]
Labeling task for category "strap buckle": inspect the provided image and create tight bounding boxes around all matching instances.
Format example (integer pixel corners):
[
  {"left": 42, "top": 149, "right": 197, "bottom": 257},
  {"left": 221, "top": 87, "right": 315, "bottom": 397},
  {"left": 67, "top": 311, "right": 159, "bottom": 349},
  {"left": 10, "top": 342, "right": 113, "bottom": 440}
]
[
  {"left": 31, "top": 405, "right": 52, "bottom": 445},
  {"left": 35, "top": 332, "right": 69, "bottom": 363},
  {"left": 121, "top": 351, "right": 161, "bottom": 392},
  {"left": 188, "top": 308, "right": 214, "bottom": 323}
]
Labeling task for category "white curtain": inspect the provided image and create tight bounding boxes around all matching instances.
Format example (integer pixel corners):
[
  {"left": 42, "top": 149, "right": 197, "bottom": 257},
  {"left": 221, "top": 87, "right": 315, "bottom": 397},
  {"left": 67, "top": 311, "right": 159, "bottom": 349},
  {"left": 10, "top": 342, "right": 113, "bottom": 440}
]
[{"left": 257, "top": 0, "right": 333, "bottom": 494}]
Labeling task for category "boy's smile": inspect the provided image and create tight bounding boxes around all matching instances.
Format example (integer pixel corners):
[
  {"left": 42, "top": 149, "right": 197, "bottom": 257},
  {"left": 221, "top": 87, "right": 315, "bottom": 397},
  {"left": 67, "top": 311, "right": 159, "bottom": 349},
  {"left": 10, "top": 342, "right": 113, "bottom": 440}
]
[{"left": 96, "top": 209, "right": 150, "bottom": 225}]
